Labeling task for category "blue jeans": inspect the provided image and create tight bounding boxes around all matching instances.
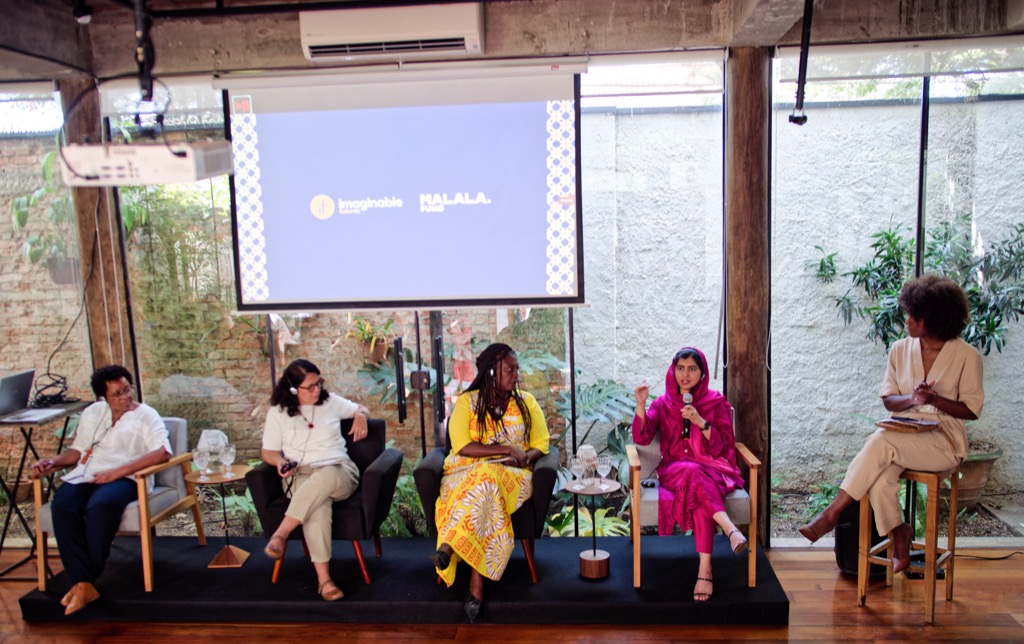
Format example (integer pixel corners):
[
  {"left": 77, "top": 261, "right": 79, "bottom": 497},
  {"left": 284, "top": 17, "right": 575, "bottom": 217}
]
[{"left": 51, "top": 478, "right": 138, "bottom": 585}]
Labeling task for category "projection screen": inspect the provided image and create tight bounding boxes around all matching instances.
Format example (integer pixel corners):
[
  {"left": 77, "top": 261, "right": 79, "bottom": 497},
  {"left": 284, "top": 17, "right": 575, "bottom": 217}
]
[{"left": 218, "top": 63, "right": 584, "bottom": 311}]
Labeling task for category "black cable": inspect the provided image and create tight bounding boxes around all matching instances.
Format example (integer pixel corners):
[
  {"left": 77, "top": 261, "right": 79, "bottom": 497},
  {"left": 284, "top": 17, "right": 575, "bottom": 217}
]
[{"left": 955, "top": 551, "right": 1023, "bottom": 560}]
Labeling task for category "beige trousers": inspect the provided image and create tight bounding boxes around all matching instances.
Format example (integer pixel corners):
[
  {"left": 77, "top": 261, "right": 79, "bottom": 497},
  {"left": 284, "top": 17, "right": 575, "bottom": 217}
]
[
  {"left": 283, "top": 461, "right": 359, "bottom": 563},
  {"left": 840, "top": 428, "right": 959, "bottom": 536}
]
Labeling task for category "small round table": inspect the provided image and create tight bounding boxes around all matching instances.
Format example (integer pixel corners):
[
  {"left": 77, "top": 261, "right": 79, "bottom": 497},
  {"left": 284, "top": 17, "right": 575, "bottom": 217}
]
[
  {"left": 568, "top": 478, "right": 621, "bottom": 579},
  {"left": 185, "top": 464, "right": 252, "bottom": 568}
]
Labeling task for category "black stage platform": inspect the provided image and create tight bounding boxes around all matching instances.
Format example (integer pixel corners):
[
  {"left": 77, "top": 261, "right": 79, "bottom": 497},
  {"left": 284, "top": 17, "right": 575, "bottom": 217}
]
[{"left": 20, "top": 535, "right": 789, "bottom": 625}]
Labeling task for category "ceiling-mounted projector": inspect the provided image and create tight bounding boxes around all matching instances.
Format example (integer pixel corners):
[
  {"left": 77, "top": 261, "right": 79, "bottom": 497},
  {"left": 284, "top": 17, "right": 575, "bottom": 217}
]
[{"left": 59, "top": 141, "right": 234, "bottom": 186}]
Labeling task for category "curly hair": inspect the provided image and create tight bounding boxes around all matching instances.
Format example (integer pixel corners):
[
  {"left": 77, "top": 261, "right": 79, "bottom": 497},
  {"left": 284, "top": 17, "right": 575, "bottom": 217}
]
[
  {"left": 90, "top": 365, "right": 133, "bottom": 399},
  {"left": 269, "top": 358, "right": 330, "bottom": 417},
  {"left": 464, "top": 342, "right": 531, "bottom": 436},
  {"left": 899, "top": 273, "right": 970, "bottom": 341}
]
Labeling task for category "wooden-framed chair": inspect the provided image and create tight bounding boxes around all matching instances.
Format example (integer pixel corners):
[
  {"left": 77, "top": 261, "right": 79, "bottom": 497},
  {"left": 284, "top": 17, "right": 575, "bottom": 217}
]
[
  {"left": 33, "top": 416, "right": 206, "bottom": 592},
  {"left": 412, "top": 427, "right": 559, "bottom": 584},
  {"left": 858, "top": 466, "right": 959, "bottom": 624},
  {"left": 246, "top": 417, "right": 403, "bottom": 585},
  {"left": 626, "top": 411, "right": 760, "bottom": 589}
]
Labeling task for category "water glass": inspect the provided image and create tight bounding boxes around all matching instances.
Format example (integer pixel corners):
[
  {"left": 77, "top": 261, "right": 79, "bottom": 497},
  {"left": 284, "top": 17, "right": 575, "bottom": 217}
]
[
  {"left": 220, "top": 444, "right": 236, "bottom": 474},
  {"left": 192, "top": 448, "right": 211, "bottom": 481},
  {"left": 596, "top": 455, "right": 612, "bottom": 490},
  {"left": 568, "top": 455, "right": 586, "bottom": 491}
]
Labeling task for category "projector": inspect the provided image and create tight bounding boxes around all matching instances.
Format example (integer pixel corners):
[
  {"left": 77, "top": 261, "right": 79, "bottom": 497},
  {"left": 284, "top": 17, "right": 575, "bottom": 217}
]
[{"left": 59, "top": 141, "right": 234, "bottom": 186}]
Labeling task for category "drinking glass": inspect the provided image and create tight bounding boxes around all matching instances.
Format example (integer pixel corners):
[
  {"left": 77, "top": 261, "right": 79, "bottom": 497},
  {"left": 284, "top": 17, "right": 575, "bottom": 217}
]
[
  {"left": 192, "top": 448, "right": 210, "bottom": 482},
  {"left": 577, "top": 444, "right": 598, "bottom": 485},
  {"left": 596, "top": 455, "right": 612, "bottom": 490},
  {"left": 220, "top": 444, "right": 236, "bottom": 475},
  {"left": 569, "top": 456, "right": 586, "bottom": 491}
]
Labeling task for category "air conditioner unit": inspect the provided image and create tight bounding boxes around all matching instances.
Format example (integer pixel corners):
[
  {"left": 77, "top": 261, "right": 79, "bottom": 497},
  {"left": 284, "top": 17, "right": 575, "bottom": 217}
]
[{"left": 299, "top": 3, "right": 484, "bottom": 64}]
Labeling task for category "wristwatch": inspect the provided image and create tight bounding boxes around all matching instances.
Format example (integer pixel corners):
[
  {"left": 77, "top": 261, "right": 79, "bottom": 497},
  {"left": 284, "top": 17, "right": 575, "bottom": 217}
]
[{"left": 702, "top": 420, "right": 711, "bottom": 431}]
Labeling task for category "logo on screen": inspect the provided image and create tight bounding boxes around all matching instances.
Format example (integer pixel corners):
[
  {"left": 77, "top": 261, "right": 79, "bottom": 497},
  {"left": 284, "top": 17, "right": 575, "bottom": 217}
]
[
  {"left": 419, "top": 192, "right": 492, "bottom": 213},
  {"left": 310, "top": 194, "right": 335, "bottom": 220}
]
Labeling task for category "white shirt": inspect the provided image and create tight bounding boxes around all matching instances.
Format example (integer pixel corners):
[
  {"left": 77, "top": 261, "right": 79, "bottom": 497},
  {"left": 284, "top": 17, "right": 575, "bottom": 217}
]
[
  {"left": 63, "top": 401, "right": 172, "bottom": 491},
  {"left": 262, "top": 392, "right": 359, "bottom": 466}
]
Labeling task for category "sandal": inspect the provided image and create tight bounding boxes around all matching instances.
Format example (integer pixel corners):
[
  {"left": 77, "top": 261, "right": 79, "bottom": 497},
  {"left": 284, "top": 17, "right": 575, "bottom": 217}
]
[
  {"left": 693, "top": 576, "right": 713, "bottom": 603},
  {"left": 263, "top": 534, "right": 286, "bottom": 560},
  {"left": 728, "top": 529, "right": 748, "bottom": 555},
  {"left": 317, "top": 578, "right": 344, "bottom": 601}
]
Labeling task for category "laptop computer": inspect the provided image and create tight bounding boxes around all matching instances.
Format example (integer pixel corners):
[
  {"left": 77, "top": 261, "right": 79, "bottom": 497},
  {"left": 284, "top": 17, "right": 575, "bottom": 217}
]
[{"left": 0, "top": 369, "right": 66, "bottom": 423}]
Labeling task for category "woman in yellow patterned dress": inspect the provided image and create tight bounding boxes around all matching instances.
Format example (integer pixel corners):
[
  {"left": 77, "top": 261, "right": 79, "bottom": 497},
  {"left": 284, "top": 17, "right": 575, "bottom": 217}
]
[{"left": 430, "top": 343, "right": 549, "bottom": 622}]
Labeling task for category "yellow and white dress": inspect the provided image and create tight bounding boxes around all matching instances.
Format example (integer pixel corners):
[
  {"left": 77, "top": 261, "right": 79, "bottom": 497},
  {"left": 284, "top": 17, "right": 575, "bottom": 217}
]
[{"left": 434, "top": 390, "right": 549, "bottom": 586}]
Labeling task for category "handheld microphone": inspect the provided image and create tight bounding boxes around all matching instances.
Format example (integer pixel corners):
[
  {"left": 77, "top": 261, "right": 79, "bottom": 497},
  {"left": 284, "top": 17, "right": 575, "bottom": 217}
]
[{"left": 682, "top": 393, "right": 693, "bottom": 438}]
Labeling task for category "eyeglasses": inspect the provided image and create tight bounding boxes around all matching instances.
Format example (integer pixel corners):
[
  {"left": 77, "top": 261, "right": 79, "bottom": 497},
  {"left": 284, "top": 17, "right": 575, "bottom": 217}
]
[
  {"left": 297, "top": 378, "right": 325, "bottom": 392},
  {"left": 107, "top": 386, "right": 134, "bottom": 399}
]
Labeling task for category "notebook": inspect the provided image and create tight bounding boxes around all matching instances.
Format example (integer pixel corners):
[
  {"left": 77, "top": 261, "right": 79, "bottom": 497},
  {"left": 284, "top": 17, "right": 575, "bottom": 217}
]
[{"left": 0, "top": 369, "right": 65, "bottom": 423}]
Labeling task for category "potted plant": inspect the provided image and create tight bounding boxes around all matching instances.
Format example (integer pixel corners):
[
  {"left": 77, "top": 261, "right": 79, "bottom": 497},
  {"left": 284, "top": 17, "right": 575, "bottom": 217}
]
[
  {"left": 944, "top": 433, "right": 1004, "bottom": 512},
  {"left": 347, "top": 317, "right": 394, "bottom": 363},
  {"left": 10, "top": 144, "right": 79, "bottom": 285}
]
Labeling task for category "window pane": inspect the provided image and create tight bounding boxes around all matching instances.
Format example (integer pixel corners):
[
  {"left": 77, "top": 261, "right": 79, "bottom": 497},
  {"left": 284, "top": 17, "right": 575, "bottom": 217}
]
[
  {"left": 924, "top": 71, "right": 1024, "bottom": 485},
  {"left": 771, "top": 74, "right": 922, "bottom": 508}
]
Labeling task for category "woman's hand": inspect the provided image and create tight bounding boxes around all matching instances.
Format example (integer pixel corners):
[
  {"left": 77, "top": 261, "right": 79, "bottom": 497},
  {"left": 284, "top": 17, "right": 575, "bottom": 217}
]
[
  {"left": 680, "top": 404, "right": 704, "bottom": 428},
  {"left": 350, "top": 410, "right": 369, "bottom": 442},
  {"left": 634, "top": 380, "right": 649, "bottom": 410},
  {"left": 504, "top": 447, "right": 530, "bottom": 468},
  {"left": 91, "top": 467, "right": 128, "bottom": 485},
  {"left": 911, "top": 380, "right": 935, "bottom": 406},
  {"left": 30, "top": 457, "right": 56, "bottom": 479}
]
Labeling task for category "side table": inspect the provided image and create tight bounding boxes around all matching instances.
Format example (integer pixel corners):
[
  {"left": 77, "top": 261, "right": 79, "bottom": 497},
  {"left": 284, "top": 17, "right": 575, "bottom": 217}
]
[
  {"left": 185, "top": 464, "right": 252, "bottom": 568},
  {"left": 569, "top": 478, "right": 622, "bottom": 579}
]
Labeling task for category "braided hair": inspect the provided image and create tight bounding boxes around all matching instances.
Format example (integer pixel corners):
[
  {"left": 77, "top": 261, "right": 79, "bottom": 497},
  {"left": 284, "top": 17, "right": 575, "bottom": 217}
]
[{"left": 464, "top": 343, "right": 531, "bottom": 438}]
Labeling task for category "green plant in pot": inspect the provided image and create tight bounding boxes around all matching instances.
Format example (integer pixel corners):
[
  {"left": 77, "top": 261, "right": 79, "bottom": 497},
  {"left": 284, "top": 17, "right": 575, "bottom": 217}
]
[
  {"left": 10, "top": 143, "right": 79, "bottom": 285},
  {"left": 811, "top": 214, "right": 1023, "bottom": 509},
  {"left": 347, "top": 317, "right": 394, "bottom": 363}
]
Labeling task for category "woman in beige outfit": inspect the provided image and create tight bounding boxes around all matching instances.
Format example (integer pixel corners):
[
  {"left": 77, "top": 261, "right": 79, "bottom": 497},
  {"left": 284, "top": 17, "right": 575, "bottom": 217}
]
[{"left": 800, "top": 274, "right": 984, "bottom": 573}]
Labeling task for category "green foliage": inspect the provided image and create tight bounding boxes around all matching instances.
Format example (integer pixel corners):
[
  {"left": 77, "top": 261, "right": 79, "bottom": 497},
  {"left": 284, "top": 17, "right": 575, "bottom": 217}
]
[
  {"left": 805, "top": 245, "right": 838, "bottom": 283},
  {"left": 379, "top": 441, "right": 427, "bottom": 538},
  {"left": 119, "top": 178, "right": 242, "bottom": 375},
  {"left": 209, "top": 486, "right": 259, "bottom": 536},
  {"left": 804, "top": 479, "right": 842, "bottom": 521},
  {"left": 10, "top": 141, "right": 75, "bottom": 265},
  {"left": 546, "top": 504, "right": 630, "bottom": 537},
  {"left": 356, "top": 353, "right": 441, "bottom": 405},
  {"left": 347, "top": 318, "right": 394, "bottom": 352},
  {"left": 812, "top": 216, "right": 1024, "bottom": 354}
]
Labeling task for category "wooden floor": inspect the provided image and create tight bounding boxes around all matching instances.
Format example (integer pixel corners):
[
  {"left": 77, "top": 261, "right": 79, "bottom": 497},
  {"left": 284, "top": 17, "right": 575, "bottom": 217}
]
[{"left": 2, "top": 547, "right": 1023, "bottom": 641}]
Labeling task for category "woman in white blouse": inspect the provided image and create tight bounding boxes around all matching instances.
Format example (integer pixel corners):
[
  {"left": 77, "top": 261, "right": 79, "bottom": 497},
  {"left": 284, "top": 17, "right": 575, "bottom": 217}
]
[
  {"left": 260, "top": 358, "right": 369, "bottom": 601},
  {"left": 30, "top": 365, "right": 171, "bottom": 615}
]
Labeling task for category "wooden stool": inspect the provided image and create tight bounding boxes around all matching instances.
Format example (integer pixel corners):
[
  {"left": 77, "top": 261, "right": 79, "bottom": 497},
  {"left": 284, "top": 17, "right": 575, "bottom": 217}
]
[{"left": 857, "top": 466, "right": 959, "bottom": 624}]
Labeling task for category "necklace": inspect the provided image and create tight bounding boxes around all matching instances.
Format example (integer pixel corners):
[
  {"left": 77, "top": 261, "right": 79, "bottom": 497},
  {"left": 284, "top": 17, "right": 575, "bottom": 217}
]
[{"left": 298, "top": 405, "right": 315, "bottom": 429}]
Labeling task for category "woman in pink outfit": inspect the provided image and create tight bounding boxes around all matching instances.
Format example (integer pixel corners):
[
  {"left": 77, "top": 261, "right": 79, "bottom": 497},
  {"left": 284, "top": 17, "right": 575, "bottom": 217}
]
[{"left": 633, "top": 346, "right": 747, "bottom": 603}]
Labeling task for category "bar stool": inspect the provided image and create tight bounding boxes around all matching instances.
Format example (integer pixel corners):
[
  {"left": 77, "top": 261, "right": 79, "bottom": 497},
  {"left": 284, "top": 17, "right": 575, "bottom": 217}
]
[{"left": 857, "top": 466, "right": 959, "bottom": 624}]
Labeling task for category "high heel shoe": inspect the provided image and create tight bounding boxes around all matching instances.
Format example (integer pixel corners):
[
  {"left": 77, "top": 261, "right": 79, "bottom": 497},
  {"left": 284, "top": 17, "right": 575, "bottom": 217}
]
[
  {"left": 890, "top": 523, "right": 913, "bottom": 574},
  {"left": 464, "top": 591, "right": 483, "bottom": 622}
]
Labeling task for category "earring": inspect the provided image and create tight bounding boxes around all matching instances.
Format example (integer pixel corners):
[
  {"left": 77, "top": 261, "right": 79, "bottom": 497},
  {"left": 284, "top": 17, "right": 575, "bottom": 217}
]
[
  {"left": 489, "top": 369, "right": 494, "bottom": 376},
  {"left": 289, "top": 387, "right": 298, "bottom": 395}
]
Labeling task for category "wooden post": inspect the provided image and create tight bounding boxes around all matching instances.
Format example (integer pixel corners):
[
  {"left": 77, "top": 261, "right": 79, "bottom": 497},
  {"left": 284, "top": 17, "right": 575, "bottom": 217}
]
[
  {"left": 59, "top": 77, "right": 133, "bottom": 370},
  {"left": 725, "top": 47, "right": 771, "bottom": 546}
]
